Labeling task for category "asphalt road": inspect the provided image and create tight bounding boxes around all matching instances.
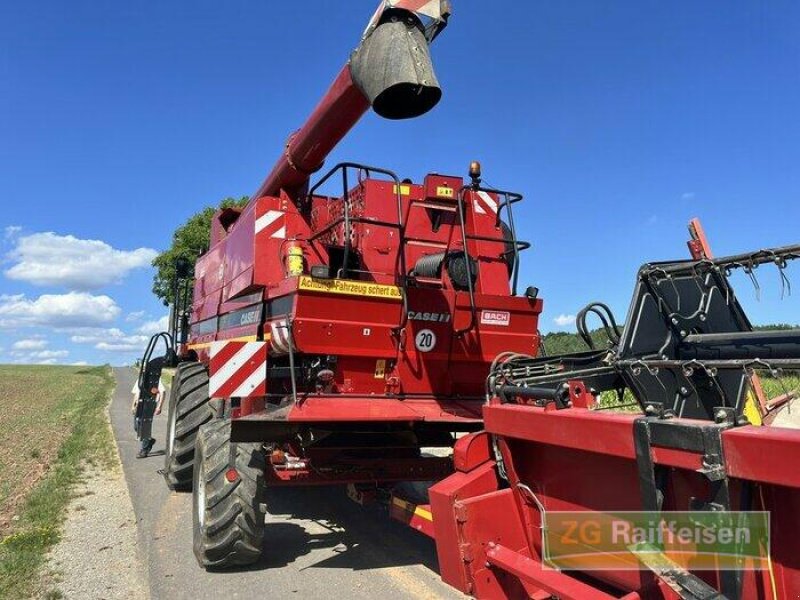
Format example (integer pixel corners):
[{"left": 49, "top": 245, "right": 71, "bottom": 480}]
[{"left": 110, "top": 367, "right": 465, "bottom": 599}]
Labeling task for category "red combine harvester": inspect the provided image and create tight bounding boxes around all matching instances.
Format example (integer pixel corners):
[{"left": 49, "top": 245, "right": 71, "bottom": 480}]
[
  {"left": 146, "top": 1, "right": 800, "bottom": 598},
  {"left": 159, "top": 0, "right": 538, "bottom": 570}
]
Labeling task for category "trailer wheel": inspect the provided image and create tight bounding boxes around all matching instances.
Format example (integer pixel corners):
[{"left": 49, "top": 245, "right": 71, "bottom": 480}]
[
  {"left": 164, "top": 362, "right": 213, "bottom": 491},
  {"left": 192, "top": 419, "right": 266, "bottom": 569}
]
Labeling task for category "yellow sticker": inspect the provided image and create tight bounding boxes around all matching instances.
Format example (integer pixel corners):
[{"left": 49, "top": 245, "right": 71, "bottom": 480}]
[
  {"left": 436, "top": 186, "right": 454, "bottom": 198},
  {"left": 392, "top": 496, "right": 433, "bottom": 521},
  {"left": 374, "top": 359, "right": 386, "bottom": 379},
  {"left": 743, "top": 392, "right": 763, "bottom": 426},
  {"left": 187, "top": 334, "right": 259, "bottom": 351},
  {"left": 393, "top": 184, "right": 411, "bottom": 195},
  {"left": 298, "top": 276, "right": 402, "bottom": 300}
]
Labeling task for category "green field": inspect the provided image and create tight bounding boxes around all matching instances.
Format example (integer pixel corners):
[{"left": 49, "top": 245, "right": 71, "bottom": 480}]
[
  {"left": 760, "top": 374, "right": 800, "bottom": 399},
  {"left": 0, "top": 365, "right": 114, "bottom": 599}
]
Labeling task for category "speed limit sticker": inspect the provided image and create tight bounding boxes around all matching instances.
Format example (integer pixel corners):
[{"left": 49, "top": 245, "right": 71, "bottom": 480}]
[{"left": 414, "top": 329, "right": 437, "bottom": 353}]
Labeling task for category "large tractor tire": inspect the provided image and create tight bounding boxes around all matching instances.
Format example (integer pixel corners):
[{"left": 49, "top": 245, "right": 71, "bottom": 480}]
[
  {"left": 163, "top": 362, "right": 213, "bottom": 491},
  {"left": 192, "top": 419, "right": 266, "bottom": 569}
]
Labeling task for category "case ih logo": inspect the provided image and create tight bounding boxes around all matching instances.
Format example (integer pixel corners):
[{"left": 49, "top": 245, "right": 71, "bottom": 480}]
[
  {"left": 480, "top": 310, "right": 510, "bottom": 326},
  {"left": 408, "top": 311, "right": 451, "bottom": 323}
]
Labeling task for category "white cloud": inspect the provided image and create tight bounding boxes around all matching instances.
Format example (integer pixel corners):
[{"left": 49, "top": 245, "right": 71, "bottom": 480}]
[
  {"left": 30, "top": 350, "right": 69, "bottom": 359},
  {"left": 681, "top": 192, "right": 696, "bottom": 200},
  {"left": 4, "top": 232, "right": 157, "bottom": 290},
  {"left": 70, "top": 327, "right": 148, "bottom": 347},
  {"left": 126, "top": 310, "right": 146, "bottom": 322},
  {"left": 70, "top": 328, "right": 126, "bottom": 344},
  {"left": 137, "top": 315, "right": 169, "bottom": 336},
  {"left": 95, "top": 342, "right": 143, "bottom": 352},
  {"left": 0, "top": 292, "right": 121, "bottom": 328},
  {"left": 554, "top": 314, "right": 576, "bottom": 327},
  {"left": 70, "top": 361, "right": 89, "bottom": 366},
  {"left": 6, "top": 347, "right": 69, "bottom": 364},
  {"left": 12, "top": 339, "right": 48, "bottom": 350},
  {"left": 4, "top": 225, "right": 22, "bottom": 240}
]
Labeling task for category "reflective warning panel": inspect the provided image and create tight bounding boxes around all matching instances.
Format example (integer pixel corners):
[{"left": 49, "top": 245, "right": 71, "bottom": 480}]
[{"left": 209, "top": 341, "right": 267, "bottom": 399}]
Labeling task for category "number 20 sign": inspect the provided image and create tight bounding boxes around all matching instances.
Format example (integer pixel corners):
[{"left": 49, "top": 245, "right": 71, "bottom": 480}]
[{"left": 415, "top": 329, "right": 437, "bottom": 352}]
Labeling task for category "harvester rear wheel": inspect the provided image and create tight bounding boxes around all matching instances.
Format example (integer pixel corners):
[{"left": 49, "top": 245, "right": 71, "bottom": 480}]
[
  {"left": 163, "top": 362, "right": 212, "bottom": 491},
  {"left": 192, "top": 419, "right": 266, "bottom": 569}
]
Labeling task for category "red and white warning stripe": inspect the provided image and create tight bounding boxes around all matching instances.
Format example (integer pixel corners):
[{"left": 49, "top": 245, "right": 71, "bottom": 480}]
[
  {"left": 269, "top": 319, "right": 294, "bottom": 355},
  {"left": 473, "top": 191, "right": 498, "bottom": 216},
  {"left": 367, "top": 1, "right": 448, "bottom": 35},
  {"left": 255, "top": 209, "right": 286, "bottom": 239},
  {"left": 389, "top": 0, "right": 444, "bottom": 19},
  {"left": 209, "top": 341, "right": 267, "bottom": 398}
]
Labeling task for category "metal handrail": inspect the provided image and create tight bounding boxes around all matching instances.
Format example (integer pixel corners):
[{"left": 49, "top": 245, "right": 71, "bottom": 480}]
[
  {"left": 453, "top": 184, "right": 530, "bottom": 336},
  {"left": 454, "top": 186, "right": 478, "bottom": 336},
  {"left": 137, "top": 331, "right": 173, "bottom": 392},
  {"left": 305, "top": 161, "right": 409, "bottom": 333}
]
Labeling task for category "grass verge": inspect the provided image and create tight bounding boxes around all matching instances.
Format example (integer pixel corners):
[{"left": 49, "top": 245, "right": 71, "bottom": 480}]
[{"left": 0, "top": 365, "right": 115, "bottom": 600}]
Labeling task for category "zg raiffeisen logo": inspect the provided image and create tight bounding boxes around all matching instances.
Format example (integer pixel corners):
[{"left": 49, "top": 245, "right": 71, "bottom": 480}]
[{"left": 542, "top": 511, "right": 770, "bottom": 571}]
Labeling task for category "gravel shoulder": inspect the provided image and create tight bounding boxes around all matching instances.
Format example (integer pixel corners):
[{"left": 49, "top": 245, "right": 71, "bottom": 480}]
[{"left": 44, "top": 418, "right": 148, "bottom": 599}]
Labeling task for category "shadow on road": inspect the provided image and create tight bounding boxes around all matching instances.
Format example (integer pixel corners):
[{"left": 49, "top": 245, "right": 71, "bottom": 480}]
[{"left": 213, "top": 486, "right": 442, "bottom": 575}]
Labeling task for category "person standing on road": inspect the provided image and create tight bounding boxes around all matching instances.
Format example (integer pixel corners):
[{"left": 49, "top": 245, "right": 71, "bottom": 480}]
[{"left": 131, "top": 364, "right": 166, "bottom": 459}]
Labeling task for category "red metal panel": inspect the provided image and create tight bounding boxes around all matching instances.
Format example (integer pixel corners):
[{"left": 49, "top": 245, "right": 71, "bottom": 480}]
[
  {"left": 397, "top": 286, "right": 456, "bottom": 396},
  {"left": 287, "top": 397, "right": 423, "bottom": 422},
  {"left": 236, "top": 397, "right": 483, "bottom": 425},
  {"left": 458, "top": 489, "right": 532, "bottom": 599},
  {"left": 473, "top": 402, "right": 800, "bottom": 597},
  {"left": 450, "top": 294, "right": 542, "bottom": 396},
  {"left": 486, "top": 543, "right": 632, "bottom": 600},
  {"left": 219, "top": 201, "right": 256, "bottom": 302},
  {"left": 464, "top": 189, "right": 512, "bottom": 296},
  {"left": 429, "top": 462, "right": 501, "bottom": 596},
  {"left": 453, "top": 431, "right": 492, "bottom": 473},
  {"left": 484, "top": 404, "right": 638, "bottom": 457},
  {"left": 485, "top": 403, "right": 800, "bottom": 488},
  {"left": 252, "top": 196, "right": 313, "bottom": 290},
  {"left": 423, "top": 173, "right": 462, "bottom": 201},
  {"left": 722, "top": 424, "right": 800, "bottom": 488},
  {"left": 293, "top": 291, "right": 401, "bottom": 359}
]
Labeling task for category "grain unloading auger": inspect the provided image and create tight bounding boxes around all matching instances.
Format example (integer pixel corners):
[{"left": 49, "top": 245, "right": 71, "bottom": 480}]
[{"left": 145, "top": 2, "right": 800, "bottom": 597}]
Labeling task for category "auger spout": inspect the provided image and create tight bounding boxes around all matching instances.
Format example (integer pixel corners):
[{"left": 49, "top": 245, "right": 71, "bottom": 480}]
[{"left": 253, "top": 1, "right": 450, "bottom": 201}]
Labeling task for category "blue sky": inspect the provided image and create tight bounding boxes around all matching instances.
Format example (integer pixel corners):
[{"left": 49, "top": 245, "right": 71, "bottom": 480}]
[{"left": 1, "top": 1, "right": 799, "bottom": 366}]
